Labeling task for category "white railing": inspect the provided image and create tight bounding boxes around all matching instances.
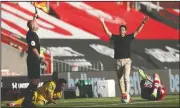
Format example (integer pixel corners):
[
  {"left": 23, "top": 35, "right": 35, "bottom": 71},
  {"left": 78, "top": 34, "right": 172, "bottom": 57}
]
[{"left": 52, "top": 59, "right": 104, "bottom": 72}]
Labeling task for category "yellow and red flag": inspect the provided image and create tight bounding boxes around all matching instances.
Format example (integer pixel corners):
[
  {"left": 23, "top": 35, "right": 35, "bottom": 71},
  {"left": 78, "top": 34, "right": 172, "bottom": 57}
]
[{"left": 33, "top": 2, "right": 49, "bottom": 13}]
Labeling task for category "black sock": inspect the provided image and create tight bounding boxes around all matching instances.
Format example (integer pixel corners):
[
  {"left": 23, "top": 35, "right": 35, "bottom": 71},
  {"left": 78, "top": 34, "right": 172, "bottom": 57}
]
[{"left": 23, "top": 83, "right": 38, "bottom": 102}]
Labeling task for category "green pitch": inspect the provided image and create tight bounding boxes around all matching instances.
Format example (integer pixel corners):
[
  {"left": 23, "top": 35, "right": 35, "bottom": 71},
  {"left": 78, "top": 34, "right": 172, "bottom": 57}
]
[{"left": 1, "top": 95, "right": 179, "bottom": 107}]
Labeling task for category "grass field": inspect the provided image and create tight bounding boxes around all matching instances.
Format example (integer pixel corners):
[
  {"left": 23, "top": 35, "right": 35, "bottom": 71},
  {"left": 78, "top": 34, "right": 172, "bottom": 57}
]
[{"left": 1, "top": 95, "right": 179, "bottom": 108}]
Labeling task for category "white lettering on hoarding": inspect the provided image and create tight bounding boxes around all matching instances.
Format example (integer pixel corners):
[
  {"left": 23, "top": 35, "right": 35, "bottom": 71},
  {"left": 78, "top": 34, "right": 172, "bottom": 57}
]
[
  {"left": 130, "top": 72, "right": 141, "bottom": 95},
  {"left": 130, "top": 70, "right": 180, "bottom": 95},
  {"left": 130, "top": 72, "right": 153, "bottom": 96},
  {"left": 67, "top": 72, "right": 105, "bottom": 97},
  {"left": 169, "top": 70, "right": 179, "bottom": 92},
  {"left": 12, "top": 82, "right": 44, "bottom": 89}
]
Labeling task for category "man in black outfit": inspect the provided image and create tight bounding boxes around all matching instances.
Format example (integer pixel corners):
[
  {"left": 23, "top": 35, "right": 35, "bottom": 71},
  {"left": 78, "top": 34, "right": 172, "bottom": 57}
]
[
  {"left": 22, "top": 13, "right": 47, "bottom": 107},
  {"left": 100, "top": 16, "right": 149, "bottom": 103}
]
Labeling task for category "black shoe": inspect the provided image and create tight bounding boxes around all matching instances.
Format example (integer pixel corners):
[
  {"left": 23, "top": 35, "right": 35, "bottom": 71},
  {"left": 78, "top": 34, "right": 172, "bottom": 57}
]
[
  {"left": 22, "top": 100, "right": 36, "bottom": 108},
  {"left": 23, "top": 103, "right": 36, "bottom": 108}
]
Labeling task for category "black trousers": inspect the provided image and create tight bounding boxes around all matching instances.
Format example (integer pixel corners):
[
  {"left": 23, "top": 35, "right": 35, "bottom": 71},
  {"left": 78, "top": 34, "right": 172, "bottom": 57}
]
[{"left": 27, "top": 57, "right": 40, "bottom": 79}]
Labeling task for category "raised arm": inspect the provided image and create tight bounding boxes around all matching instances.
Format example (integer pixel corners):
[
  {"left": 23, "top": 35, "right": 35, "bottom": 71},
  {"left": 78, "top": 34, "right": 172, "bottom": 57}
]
[
  {"left": 100, "top": 17, "right": 112, "bottom": 38},
  {"left": 134, "top": 16, "right": 149, "bottom": 38},
  {"left": 33, "top": 13, "right": 38, "bottom": 20}
]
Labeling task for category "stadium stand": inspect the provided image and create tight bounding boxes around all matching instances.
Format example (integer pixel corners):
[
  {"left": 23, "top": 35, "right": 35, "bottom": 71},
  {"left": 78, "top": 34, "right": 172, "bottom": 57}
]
[
  {"left": 50, "top": 2, "right": 179, "bottom": 41},
  {"left": 1, "top": 2, "right": 179, "bottom": 71},
  {"left": 139, "top": 2, "right": 179, "bottom": 29}
]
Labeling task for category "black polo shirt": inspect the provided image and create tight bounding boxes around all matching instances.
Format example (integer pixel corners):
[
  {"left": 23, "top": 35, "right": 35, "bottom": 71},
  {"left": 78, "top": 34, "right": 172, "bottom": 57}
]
[
  {"left": 26, "top": 30, "right": 40, "bottom": 60},
  {"left": 110, "top": 33, "right": 134, "bottom": 59}
]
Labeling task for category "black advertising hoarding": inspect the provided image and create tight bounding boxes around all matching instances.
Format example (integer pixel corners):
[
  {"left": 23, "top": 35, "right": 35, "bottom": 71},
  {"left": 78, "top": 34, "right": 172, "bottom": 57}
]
[
  {"left": 57, "top": 69, "right": 179, "bottom": 96},
  {"left": 1, "top": 69, "right": 179, "bottom": 97},
  {"left": 41, "top": 39, "right": 179, "bottom": 70},
  {"left": 1, "top": 75, "right": 53, "bottom": 101},
  {"left": 1, "top": 75, "right": 53, "bottom": 89}
]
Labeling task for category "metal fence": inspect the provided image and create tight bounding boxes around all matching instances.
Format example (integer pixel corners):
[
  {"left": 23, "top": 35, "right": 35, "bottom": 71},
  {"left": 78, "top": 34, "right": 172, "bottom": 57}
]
[{"left": 52, "top": 59, "right": 104, "bottom": 72}]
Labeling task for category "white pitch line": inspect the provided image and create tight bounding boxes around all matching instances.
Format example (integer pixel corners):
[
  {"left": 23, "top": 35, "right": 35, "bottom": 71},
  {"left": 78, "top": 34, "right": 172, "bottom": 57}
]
[
  {"left": 71, "top": 99, "right": 180, "bottom": 107},
  {"left": 62, "top": 97, "right": 141, "bottom": 103},
  {"left": 129, "top": 99, "right": 180, "bottom": 104},
  {"left": 71, "top": 103, "right": 119, "bottom": 107}
]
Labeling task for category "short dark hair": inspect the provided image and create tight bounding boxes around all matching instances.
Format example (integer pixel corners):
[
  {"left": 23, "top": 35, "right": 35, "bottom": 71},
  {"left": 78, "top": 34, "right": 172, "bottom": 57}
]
[
  {"left": 119, "top": 25, "right": 127, "bottom": 30},
  {"left": 57, "top": 78, "right": 67, "bottom": 84}
]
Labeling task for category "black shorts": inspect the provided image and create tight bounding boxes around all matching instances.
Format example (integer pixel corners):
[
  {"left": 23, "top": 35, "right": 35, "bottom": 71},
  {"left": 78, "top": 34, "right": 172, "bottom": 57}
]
[
  {"left": 140, "top": 80, "right": 161, "bottom": 100},
  {"left": 140, "top": 80, "right": 153, "bottom": 100},
  {"left": 141, "top": 87, "right": 153, "bottom": 100},
  {"left": 27, "top": 57, "right": 40, "bottom": 79}
]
